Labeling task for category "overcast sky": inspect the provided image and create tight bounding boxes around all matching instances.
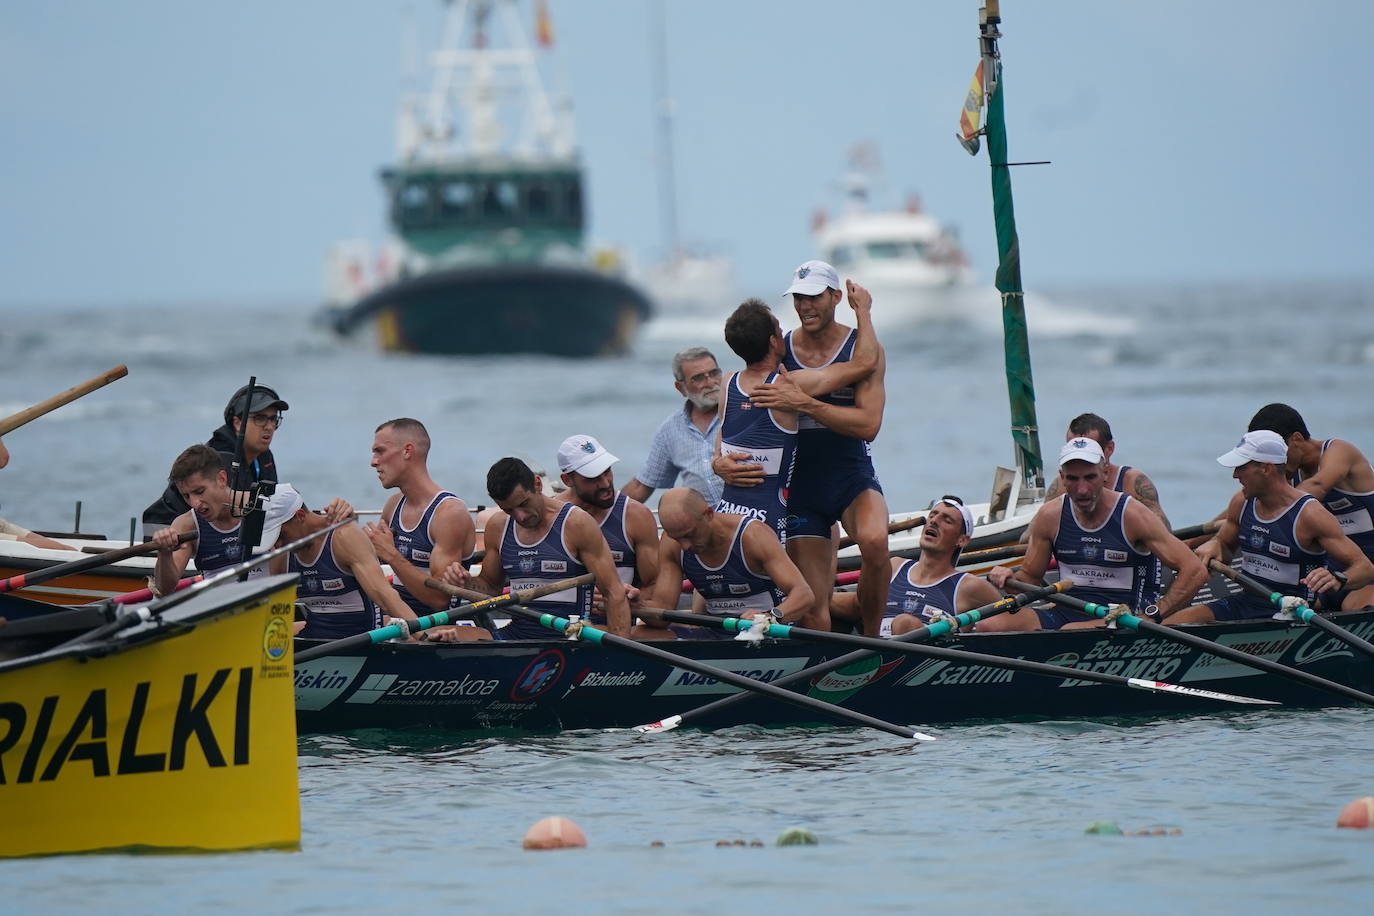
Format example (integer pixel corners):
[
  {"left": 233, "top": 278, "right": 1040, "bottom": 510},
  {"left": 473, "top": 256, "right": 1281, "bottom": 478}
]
[{"left": 2, "top": 0, "right": 1367, "bottom": 309}]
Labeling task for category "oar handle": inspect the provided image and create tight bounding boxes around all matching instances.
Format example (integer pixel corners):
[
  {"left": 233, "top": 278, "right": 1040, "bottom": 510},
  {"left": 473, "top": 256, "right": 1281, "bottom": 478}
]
[
  {"left": 836, "top": 515, "right": 926, "bottom": 551},
  {"left": 424, "top": 572, "right": 597, "bottom": 607},
  {"left": 0, "top": 365, "right": 129, "bottom": 436},
  {"left": 0, "top": 531, "right": 196, "bottom": 593}
]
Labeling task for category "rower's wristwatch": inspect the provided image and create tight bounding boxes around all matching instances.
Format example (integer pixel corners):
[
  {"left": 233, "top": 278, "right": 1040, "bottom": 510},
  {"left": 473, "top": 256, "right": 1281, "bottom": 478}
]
[
  {"left": 1332, "top": 570, "right": 1349, "bottom": 589},
  {"left": 1142, "top": 604, "right": 1161, "bottom": 619}
]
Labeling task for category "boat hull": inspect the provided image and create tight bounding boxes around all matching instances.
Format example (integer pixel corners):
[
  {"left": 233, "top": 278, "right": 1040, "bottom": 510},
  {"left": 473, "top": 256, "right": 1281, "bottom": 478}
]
[
  {"left": 332, "top": 263, "right": 653, "bottom": 357},
  {"left": 292, "top": 608, "right": 1374, "bottom": 734},
  {"left": 0, "top": 576, "right": 301, "bottom": 858}
]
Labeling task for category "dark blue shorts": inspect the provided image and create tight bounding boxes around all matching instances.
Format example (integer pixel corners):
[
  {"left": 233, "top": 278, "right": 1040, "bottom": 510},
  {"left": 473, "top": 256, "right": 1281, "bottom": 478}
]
[
  {"left": 1032, "top": 605, "right": 1099, "bottom": 630},
  {"left": 1205, "top": 594, "right": 1276, "bottom": 622},
  {"left": 786, "top": 472, "right": 883, "bottom": 538}
]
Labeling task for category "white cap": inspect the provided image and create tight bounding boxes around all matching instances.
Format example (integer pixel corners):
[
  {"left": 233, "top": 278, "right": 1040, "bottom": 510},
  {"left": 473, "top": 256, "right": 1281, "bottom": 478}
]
[
  {"left": 557, "top": 434, "right": 618, "bottom": 478},
  {"left": 783, "top": 260, "right": 841, "bottom": 297},
  {"left": 1059, "top": 437, "right": 1105, "bottom": 467},
  {"left": 1217, "top": 430, "right": 1288, "bottom": 467},
  {"left": 932, "top": 498, "right": 975, "bottom": 537},
  {"left": 256, "top": 484, "right": 304, "bottom": 552}
]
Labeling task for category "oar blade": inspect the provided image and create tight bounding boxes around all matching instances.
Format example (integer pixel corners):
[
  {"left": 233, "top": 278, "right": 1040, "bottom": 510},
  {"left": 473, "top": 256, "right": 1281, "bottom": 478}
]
[
  {"left": 633, "top": 716, "right": 682, "bottom": 735},
  {"left": 1124, "top": 678, "right": 1281, "bottom": 706}
]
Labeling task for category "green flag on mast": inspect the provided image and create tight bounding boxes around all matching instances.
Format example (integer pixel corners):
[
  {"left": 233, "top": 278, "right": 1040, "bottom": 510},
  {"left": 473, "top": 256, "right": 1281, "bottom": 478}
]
[{"left": 962, "top": 1, "right": 1043, "bottom": 487}]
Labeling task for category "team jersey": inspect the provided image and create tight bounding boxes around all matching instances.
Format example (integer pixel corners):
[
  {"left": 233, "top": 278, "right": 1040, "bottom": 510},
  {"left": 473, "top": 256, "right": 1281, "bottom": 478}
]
[
  {"left": 781, "top": 329, "right": 875, "bottom": 475},
  {"left": 1052, "top": 494, "right": 1160, "bottom": 610},
  {"left": 1293, "top": 440, "right": 1374, "bottom": 567},
  {"left": 192, "top": 513, "right": 265, "bottom": 580},
  {"left": 598, "top": 492, "right": 638, "bottom": 585},
  {"left": 682, "top": 517, "right": 784, "bottom": 617},
  {"left": 498, "top": 501, "right": 593, "bottom": 639},
  {"left": 1237, "top": 494, "right": 1326, "bottom": 597},
  {"left": 716, "top": 370, "right": 797, "bottom": 540},
  {"left": 1110, "top": 465, "right": 1132, "bottom": 493},
  {"left": 881, "top": 561, "right": 966, "bottom": 635},
  {"left": 291, "top": 530, "right": 381, "bottom": 639},
  {"left": 387, "top": 491, "right": 462, "bottom": 616}
]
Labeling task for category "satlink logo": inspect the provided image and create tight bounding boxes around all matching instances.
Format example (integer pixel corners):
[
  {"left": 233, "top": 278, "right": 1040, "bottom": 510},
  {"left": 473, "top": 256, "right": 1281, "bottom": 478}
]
[{"left": 0, "top": 668, "right": 256, "bottom": 784}]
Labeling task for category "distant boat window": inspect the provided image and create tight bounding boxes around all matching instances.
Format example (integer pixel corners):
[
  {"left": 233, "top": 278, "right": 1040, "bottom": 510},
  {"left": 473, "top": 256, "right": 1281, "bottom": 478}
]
[
  {"left": 867, "top": 240, "right": 929, "bottom": 260},
  {"left": 482, "top": 180, "right": 520, "bottom": 219},
  {"left": 828, "top": 246, "right": 854, "bottom": 267},
  {"left": 397, "top": 181, "right": 435, "bottom": 227},
  {"left": 526, "top": 183, "right": 553, "bottom": 219},
  {"left": 441, "top": 181, "right": 474, "bottom": 220},
  {"left": 564, "top": 181, "right": 583, "bottom": 226}
]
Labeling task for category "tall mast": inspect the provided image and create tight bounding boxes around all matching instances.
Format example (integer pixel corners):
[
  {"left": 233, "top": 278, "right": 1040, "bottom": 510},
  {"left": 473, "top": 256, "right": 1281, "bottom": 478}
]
[
  {"left": 650, "top": 0, "right": 681, "bottom": 261},
  {"left": 979, "top": 0, "right": 1043, "bottom": 487}
]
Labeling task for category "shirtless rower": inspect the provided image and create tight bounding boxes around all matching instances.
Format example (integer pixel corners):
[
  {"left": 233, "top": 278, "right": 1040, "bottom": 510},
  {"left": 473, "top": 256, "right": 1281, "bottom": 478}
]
[
  {"left": 1169, "top": 430, "right": 1374, "bottom": 623},
  {"left": 150, "top": 445, "right": 332, "bottom": 595},
  {"left": 443, "top": 457, "right": 631, "bottom": 639},
  {"left": 714, "top": 293, "right": 877, "bottom": 540},
  {"left": 639, "top": 488, "right": 814, "bottom": 639},
  {"left": 268, "top": 486, "right": 457, "bottom": 638},
  {"left": 555, "top": 434, "right": 659, "bottom": 600},
  {"left": 723, "top": 261, "right": 889, "bottom": 637},
  {"left": 832, "top": 496, "right": 1002, "bottom": 636},
  {"left": 1249, "top": 402, "right": 1374, "bottom": 610},
  {"left": 985, "top": 437, "right": 1206, "bottom": 630},
  {"left": 1040, "top": 413, "right": 1168, "bottom": 525},
  {"left": 363, "top": 418, "right": 477, "bottom": 618}
]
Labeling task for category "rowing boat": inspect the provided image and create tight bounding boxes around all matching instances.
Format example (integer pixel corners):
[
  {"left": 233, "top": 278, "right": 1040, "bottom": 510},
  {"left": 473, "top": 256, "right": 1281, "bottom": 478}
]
[{"left": 0, "top": 574, "right": 301, "bottom": 858}]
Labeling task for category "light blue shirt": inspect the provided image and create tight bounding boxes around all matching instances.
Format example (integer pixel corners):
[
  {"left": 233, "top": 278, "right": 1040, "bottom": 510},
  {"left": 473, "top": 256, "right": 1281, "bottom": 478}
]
[{"left": 637, "top": 402, "right": 723, "bottom": 504}]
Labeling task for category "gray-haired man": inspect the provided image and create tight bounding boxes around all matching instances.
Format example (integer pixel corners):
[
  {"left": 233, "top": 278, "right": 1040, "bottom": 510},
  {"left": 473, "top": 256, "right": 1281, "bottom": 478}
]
[{"left": 621, "top": 347, "right": 725, "bottom": 506}]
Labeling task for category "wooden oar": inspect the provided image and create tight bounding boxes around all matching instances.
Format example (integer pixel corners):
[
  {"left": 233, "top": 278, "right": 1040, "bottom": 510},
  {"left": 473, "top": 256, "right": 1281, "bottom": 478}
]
[
  {"left": 482, "top": 600, "right": 936, "bottom": 742},
  {"left": 836, "top": 515, "right": 926, "bottom": 551},
  {"left": 0, "top": 365, "right": 129, "bottom": 437},
  {"left": 638, "top": 607, "right": 1276, "bottom": 707},
  {"left": 0, "top": 531, "right": 196, "bottom": 593},
  {"left": 293, "top": 573, "right": 596, "bottom": 663},
  {"left": 112, "top": 575, "right": 202, "bottom": 605},
  {"left": 1208, "top": 559, "right": 1374, "bottom": 661},
  {"left": 25, "top": 517, "right": 354, "bottom": 660},
  {"left": 633, "top": 581, "right": 1073, "bottom": 733},
  {"left": 1007, "top": 580, "right": 1374, "bottom": 708}
]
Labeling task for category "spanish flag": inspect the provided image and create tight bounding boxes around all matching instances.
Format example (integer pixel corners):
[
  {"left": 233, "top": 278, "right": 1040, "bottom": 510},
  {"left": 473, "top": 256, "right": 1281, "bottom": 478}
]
[
  {"left": 957, "top": 60, "right": 984, "bottom": 156},
  {"left": 535, "top": 0, "right": 554, "bottom": 48}
]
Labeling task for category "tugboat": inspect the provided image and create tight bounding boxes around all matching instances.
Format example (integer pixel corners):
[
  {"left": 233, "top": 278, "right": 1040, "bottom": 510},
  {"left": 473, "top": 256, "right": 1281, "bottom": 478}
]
[{"left": 326, "top": 0, "right": 652, "bottom": 357}]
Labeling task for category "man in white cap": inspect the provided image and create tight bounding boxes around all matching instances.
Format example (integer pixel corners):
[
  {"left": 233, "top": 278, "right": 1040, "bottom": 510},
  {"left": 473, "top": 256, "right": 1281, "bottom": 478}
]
[
  {"left": 722, "top": 260, "right": 891, "bottom": 637},
  {"left": 831, "top": 496, "right": 1002, "bottom": 636},
  {"left": 1168, "top": 430, "right": 1374, "bottom": 623},
  {"left": 1036, "top": 412, "right": 1169, "bottom": 528},
  {"left": 985, "top": 437, "right": 1205, "bottom": 630},
  {"left": 266, "top": 487, "right": 444, "bottom": 639},
  {"left": 555, "top": 434, "right": 660, "bottom": 600}
]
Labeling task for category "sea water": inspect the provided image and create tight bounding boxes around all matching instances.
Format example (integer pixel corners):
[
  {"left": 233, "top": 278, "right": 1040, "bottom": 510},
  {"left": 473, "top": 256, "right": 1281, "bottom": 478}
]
[{"left": 2, "top": 283, "right": 1372, "bottom": 912}]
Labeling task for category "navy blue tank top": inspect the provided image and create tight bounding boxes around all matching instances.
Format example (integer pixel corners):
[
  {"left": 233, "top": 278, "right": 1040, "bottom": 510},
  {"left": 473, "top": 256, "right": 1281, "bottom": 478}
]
[
  {"left": 498, "top": 502, "right": 593, "bottom": 639},
  {"left": 1111, "top": 465, "right": 1132, "bottom": 493},
  {"left": 599, "top": 492, "right": 638, "bottom": 586},
  {"left": 290, "top": 530, "right": 381, "bottom": 639},
  {"left": 882, "top": 561, "right": 966, "bottom": 629},
  {"left": 388, "top": 491, "right": 461, "bottom": 616},
  {"left": 716, "top": 371, "right": 797, "bottom": 540},
  {"left": 1237, "top": 494, "right": 1325, "bottom": 597},
  {"left": 681, "top": 517, "right": 784, "bottom": 617},
  {"left": 1294, "top": 440, "right": 1374, "bottom": 568},
  {"left": 781, "top": 330, "right": 875, "bottom": 477},
  {"left": 1052, "top": 494, "right": 1160, "bottom": 609},
  {"left": 192, "top": 514, "right": 265, "bottom": 580}
]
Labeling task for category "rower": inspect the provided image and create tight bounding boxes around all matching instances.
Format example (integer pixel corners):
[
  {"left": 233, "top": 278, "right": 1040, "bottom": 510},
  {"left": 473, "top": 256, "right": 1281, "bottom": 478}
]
[
  {"left": 985, "top": 437, "right": 1206, "bottom": 630},
  {"left": 150, "top": 444, "right": 303, "bottom": 593},
  {"left": 441, "top": 457, "right": 631, "bottom": 639},
  {"left": 714, "top": 295, "right": 878, "bottom": 541},
  {"left": 1170, "top": 429, "right": 1374, "bottom": 623},
  {"left": 640, "top": 487, "right": 814, "bottom": 639},
  {"left": 722, "top": 261, "right": 889, "bottom": 637},
  {"left": 362, "top": 418, "right": 477, "bottom": 618},
  {"left": 1250, "top": 402, "right": 1374, "bottom": 610},
  {"left": 269, "top": 486, "right": 453, "bottom": 638},
  {"left": 555, "top": 433, "right": 659, "bottom": 602},
  {"left": 832, "top": 496, "right": 1001, "bottom": 636},
  {"left": 1040, "top": 413, "right": 1169, "bottom": 525}
]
